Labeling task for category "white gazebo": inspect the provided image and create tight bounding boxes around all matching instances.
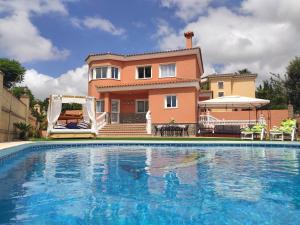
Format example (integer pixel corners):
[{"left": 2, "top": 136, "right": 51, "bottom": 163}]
[
  {"left": 198, "top": 95, "right": 270, "bottom": 129},
  {"left": 198, "top": 95, "right": 270, "bottom": 109},
  {"left": 47, "top": 95, "right": 97, "bottom": 138}
]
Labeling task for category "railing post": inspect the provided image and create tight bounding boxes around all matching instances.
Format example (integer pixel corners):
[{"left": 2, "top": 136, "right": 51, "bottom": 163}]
[
  {"left": 146, "top": 111, "right": 151, "bottom": 134},
  {"left": 96, "top": 112, "right": 108, "bottom": 130}
]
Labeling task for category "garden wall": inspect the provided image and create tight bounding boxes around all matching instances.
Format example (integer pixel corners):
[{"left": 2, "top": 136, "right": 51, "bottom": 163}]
[
  {"left": 0, "top": 72, "right": 36, "bottom": 142},
  {"left": 210, "top": 109, "right": 289, "bottom": 129}
]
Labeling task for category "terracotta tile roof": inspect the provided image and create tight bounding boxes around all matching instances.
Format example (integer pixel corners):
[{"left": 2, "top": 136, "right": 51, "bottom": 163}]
[
  {"left": 207, "top": 73, "right": 257, "bottom": 79},
  {"left": 96, "top": 78, "right": 200, "bottom": 89},
  {"left": 85, "top": 47, "right": 201, "bottom": 61}
]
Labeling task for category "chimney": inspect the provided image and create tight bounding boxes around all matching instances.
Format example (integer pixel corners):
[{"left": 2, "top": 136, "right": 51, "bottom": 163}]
[{"left": 184, "top": 31, "right": 194, "bottom": 49}]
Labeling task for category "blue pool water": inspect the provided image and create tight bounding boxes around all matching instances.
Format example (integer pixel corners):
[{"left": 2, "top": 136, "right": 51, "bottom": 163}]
[{"left": 0, "top": 144, "right": 300, "bottom": 224}]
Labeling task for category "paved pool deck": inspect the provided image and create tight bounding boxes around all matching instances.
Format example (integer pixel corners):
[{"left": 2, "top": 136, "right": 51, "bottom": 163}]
[{"left": 0, "top": 141, "right": 33, "bottom": 150}]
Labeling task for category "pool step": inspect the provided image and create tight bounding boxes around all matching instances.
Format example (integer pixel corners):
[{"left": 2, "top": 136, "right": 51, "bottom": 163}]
[{"left": 98, "top": 123, "right": 150, "bottom": 136}]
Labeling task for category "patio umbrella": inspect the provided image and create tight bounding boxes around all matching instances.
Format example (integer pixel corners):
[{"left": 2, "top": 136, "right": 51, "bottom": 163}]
[{"left": 198, "top": 95, "right": 270, "bottom": 109}]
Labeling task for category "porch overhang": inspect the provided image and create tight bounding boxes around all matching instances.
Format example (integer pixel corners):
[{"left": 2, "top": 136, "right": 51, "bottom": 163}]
[{"left": 96, "top": 81, "right": 200, "bottom": 93}]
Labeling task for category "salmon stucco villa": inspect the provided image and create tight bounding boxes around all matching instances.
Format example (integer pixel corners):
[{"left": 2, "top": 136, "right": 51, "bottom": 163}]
[{"left": 86, "top": 31, "right": 204, "bottom": 135}]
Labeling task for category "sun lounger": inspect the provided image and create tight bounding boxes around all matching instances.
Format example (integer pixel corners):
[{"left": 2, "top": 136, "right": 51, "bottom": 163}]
[
  {"left": 270, "top": 119, "right": 297, "bottom": 141},
  {"left": 241, "top": 124, "right": 266, "bottom": 141},
  {"left": 269, "top": 119, "right": 297, "bottom": 141}
]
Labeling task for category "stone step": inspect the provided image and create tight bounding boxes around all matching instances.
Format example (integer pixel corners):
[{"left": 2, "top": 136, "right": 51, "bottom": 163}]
[
  {"left": 98, "top": 132, "right": 151, "bottom": 137},
  {"left": 102, "top": 125, "right": 146, "bottom": 128},
  {"left": 99, "top": 130, "right": 147, "bottom": 134},
  {"left": 104, "top": 124, "right": 146, "bottom": 127},
  {"left": 99, "top": 123, "right": 148, "bottom": 136},
  {"left": 101, "top": 128, "right": 146, "bottom": 131}
]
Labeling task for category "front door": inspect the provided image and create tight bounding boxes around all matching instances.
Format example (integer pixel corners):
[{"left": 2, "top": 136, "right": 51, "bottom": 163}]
[{"left": 111, "top": 99, "right": 120, "bottom": 123}]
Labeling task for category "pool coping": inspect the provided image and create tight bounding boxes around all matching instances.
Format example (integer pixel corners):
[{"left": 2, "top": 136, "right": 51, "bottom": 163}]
[
  {"left": 1, "top": 140, "right": 300, "bottom": 161},
  {"left": 0, "top": 141, "right": 33, "bottom": 150}
]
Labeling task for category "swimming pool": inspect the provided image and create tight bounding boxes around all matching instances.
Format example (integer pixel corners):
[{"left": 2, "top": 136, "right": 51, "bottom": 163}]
[{"left": 0, "top": 142, "right": 300, "bottom": 224}]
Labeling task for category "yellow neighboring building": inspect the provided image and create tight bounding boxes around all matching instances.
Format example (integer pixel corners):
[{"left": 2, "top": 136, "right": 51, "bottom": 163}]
[{"left": 207, "top": 73, "right": 257, "bottom": 98}]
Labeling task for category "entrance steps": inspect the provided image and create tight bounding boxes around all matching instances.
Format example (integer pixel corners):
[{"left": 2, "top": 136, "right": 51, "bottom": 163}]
[{"left": 98, "top": 123, "right": 150, "bottom": 136}]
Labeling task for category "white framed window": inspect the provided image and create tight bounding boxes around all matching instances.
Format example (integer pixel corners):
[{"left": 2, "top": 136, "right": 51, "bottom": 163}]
[
  {"left": 218, "top": 81, "right": 224, "bottom": 89},
  {"left": 136, "top": 100, "right": 149, "bottom": 113},
  {"left": 92, "top": 66, "right": 120, "bottom": 80},
  {"left": 137, "top": 66, "right": 152, "bottom": 79},
  {"left": 95, "top": 67, "right": 108, "bottom": 79},
  {"left": 111, "top": 67, "right": 119, "bottom": 79},
  {"left": 159, "top": 63, "right": 176, "bottom": 78},
  {"left": 96, "top": 100, "right": 105, "bottom": 113},
  {"left": 218, "top": 92, "right": 224, "bottom": 97},
  {"left": 165, "top": 95, "right": 177, "bottom": 108}
]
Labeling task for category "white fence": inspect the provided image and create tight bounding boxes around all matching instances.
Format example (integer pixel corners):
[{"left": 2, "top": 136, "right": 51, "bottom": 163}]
[{"left": 199, "top": 115, "right": 258, "bottom": 128}]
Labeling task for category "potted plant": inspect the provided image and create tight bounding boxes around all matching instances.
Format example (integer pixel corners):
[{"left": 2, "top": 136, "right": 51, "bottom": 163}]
[
  {"left": 14, "top": 122, "right": 32, "bottom": 140},
  {"left": 169, "top": 118, "right": 176, "bottom": 124}
]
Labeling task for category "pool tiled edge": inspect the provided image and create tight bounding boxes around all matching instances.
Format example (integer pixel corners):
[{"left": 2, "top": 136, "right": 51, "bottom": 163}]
[{"left": 1, "top": 140, "right": 300, "bottom": 162}]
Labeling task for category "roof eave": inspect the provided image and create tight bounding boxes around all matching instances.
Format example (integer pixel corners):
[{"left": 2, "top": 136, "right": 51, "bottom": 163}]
[
  {"left": 96, "top": 80, "right": 200, "bottom": 92},
  {"left": 85, "top": 47, "right": 202, "bottom": 64}
]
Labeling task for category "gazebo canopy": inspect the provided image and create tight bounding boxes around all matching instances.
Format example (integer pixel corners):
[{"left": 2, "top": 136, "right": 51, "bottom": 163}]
[
  {"left": 47, "top": 95, "right": 97, "bottom": 136},
  {"left": 198, "top": 95, "right": 270, "bottom": 109}
]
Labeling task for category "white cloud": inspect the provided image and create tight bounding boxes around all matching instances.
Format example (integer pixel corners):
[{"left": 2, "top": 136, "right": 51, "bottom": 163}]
[
  {"left": 71, "top": 17, "right": 125, "bottom": 36},
  {"left": 22, "top": 65, "right": 88, "bottom": 100},
  {"left": 0, "top": 0, "right": 69, "bottom": 62},
  {"left": 132, "top": 21, "right": 146, "bottom": 28},
  {"left": 160, "top": 0, "right": 213, "bottom": 21},
  {"left": 156, "top": 0, "right": 300, "bottom": 81},
  {"left": 241, "top": 0, "right": 300, "bottom": 26},
  {"left": 152, "top": 19, "right": 175, "bottom": 39},
  {"left": 0, "top": 0, "right": 68, "bottom": 15}
]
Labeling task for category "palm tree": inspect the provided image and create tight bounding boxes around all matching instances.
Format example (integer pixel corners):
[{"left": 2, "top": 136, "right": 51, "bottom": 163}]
[
  {"left": 31, "top": 109, "right": 46, "bottom": 132},
  {"left": 14, "top": 122, "right": 31, "bottom": 140}
]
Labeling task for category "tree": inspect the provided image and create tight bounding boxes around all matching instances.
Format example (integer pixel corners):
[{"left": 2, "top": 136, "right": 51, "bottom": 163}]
[
  {"left": 11, "top": 86, "right": 35, "bottom": 108},
  {"left": 238, "top": 68, "right": 252, "bottom": 74},
  {"left": 62, "top": 103, "right": 82, "bottom": 112},
  {"left": 201, "top": 81, "right": 209, "bottom": 90},
  {"left": 0, "top": 58, "right": 26, "bottom": 88},
  {"left": 31, "top": 108, "right": 46, "bottom": 132},
  {"left": 285, "top": 57, "right": 300, "bottom": 112},
  {"left": 256, "top": 73, "right": 288, "bottom": 109}
]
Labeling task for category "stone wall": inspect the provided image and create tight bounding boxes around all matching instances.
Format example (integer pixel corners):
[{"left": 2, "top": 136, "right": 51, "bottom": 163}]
[
  {"left": 152, "top": 123, "right": 197, "bottom": 136},
  {"left": 210, "top": 109, "right": 289, "bottom": 129},
  {"left": 0, "top": 71, "right": 36, "bottom": 142}
]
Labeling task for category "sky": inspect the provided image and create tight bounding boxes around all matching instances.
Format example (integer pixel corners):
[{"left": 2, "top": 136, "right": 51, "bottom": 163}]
[{"left": 0, "top": 0, "right": 300, "bottom": 100}]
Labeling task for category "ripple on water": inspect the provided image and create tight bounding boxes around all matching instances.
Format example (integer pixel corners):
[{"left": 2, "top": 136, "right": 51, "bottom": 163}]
[{"left": 0, "top": 146, "right": 299, "bottom": 224}]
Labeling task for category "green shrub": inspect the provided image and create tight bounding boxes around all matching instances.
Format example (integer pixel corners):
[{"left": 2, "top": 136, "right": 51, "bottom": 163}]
[{"left": 14, "top": 122, "right": 32, "bottom": 140}]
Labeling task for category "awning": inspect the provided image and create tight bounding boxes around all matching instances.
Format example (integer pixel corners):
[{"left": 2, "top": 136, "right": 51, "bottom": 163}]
[{"left": 198, "top": 95, "right": 270, "bottom": 109}]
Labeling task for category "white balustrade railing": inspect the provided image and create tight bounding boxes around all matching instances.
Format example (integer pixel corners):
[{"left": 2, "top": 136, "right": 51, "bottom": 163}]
[
  {"left": 96, "top": 112, "right": 107, "bottom": 130},
  {"left": 146, "top": 110, "right": 152, "bottom": 134},
  {"left": 199, "top": 115, "right": 257, "bottom": 128}
]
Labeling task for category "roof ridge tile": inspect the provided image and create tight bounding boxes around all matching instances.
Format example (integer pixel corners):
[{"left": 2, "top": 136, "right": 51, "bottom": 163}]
[{"left": 86, "top": 47, "right": 201, "bottom": 61}]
